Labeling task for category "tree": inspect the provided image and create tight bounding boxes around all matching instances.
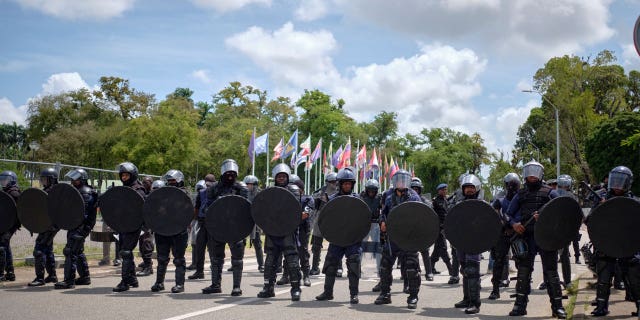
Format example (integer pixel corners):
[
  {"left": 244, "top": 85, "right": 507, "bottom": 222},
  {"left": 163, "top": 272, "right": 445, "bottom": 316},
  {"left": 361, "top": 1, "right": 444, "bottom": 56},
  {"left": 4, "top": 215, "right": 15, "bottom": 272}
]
[
  {"left": 585, "top": 112, "right": 640, "bottom": 193},
  {"left": 0, "top": 123, "right": 27, "bottom": 159},
  {"left": 93, "top": 76, "right": 156, "bottom": 120}
]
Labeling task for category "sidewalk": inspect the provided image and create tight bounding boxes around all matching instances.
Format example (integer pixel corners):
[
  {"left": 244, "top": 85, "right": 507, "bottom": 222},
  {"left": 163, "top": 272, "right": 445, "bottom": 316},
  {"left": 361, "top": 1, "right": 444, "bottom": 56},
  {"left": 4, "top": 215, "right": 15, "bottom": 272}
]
[{"left": 571, "top": 269, "right": 638, "bottom": 319}]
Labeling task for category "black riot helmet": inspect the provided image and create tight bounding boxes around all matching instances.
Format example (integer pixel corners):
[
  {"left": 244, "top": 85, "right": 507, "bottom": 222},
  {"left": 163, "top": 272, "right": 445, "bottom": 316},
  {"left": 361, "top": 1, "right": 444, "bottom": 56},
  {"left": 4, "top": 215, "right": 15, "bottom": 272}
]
[
  {"left": 287, "top": 183, "right": 302, "bottom": 197},
  {"left": 336, "top": 168, "right": 356, "bottom": 194},
  {"left": 410, "top": 177, "right": 423, "bottom": 194},
  {"left": 461, "top": 174, "right": 482, "bottom": 198},
  {"left": 290, "top": 174, "right": 304, "bottom": 191},
  {"left": 65, "top": 168, "right": 89, "bottom": 186},
  {"left": 325, "top": 172, "right": 337, "bottom": 183},
  {"left": 243, "top": 175, "right": 259, "bottom": 186},
  {"left": 40, "top": 167, "right": 58, "bottom": 188},
  {"left": 392, "top": 170, "right": 411, "bottom": 190},
  {"left": 151, "top": 180, "right": 165, "bottom": 190},
  {"left": 0, "top": 170, "right": 18, "bottom": 188},
  {"left": 272, "top": 163, "right": 291, "bottom": 187},
  {"left": 503, "top": 172, "right": 521, "bottom": 194},
  {"left": 163, "top": 169, "right": 185, "bottom": 187},
  {"left": 557, "top": 174, "right": 573, "bottom": 190},
  {"left": 608, "top": 166, "right": 633, "bottom": 192},
  {"left": 117, "top": 162, "right": 139, "bottom": 186},
  {"left": 365, "top": 179, "right": 379, "bottom": 191},
  {"left": 220, "top": 159, "right": 239, "bottom": 176}
]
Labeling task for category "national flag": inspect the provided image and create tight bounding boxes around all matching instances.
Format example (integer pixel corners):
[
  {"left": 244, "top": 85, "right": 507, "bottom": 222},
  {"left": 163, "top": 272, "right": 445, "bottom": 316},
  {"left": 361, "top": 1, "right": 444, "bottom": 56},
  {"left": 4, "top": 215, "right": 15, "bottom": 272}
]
[
  {"left": 310, "top": 138, "right": 322, "bottom": 163},
  {"left": 281, "top": 130, "right": 298, "bottom": 160},
  {"left": 298, "top": 135, "right": 311, "bottom": 157},
  {"left": 254, "top": 132, "right": 268, "bottom": 155},
  {"left": 248, "top": 129, "right": 255, "bottom": 162},
  {"left": 356, "top": 145, "right": 367, "bottom": 168},
  {"left": 338, "top": 138, "right": 351, "bottom": 169},
  {"left": 271, "top": 137, "right": 284, "bottom": 162},
  {"left": 323, "top": 150, "right": 330, "bottom": 174},
  {"left": 389, "top": 157, "right": 398, "bottom": 178},
  {"left": 369, "top": 148, "right": 379, "bottom": 169},
  {"left": 332, "top": 145, "right": 343, "bottom": 167}
]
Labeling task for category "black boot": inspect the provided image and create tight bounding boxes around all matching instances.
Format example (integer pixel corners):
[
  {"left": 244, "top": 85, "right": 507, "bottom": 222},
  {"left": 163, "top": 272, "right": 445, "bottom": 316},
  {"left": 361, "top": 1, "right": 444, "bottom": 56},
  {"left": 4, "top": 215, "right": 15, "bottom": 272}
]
[
  {"left": 590, "top": 283, "right": 610, "bottom": 317},
  {"left": 188, "top": 271, "right": 205, "bottom": 279},
  {"left": 290, "top": 282, "right": 301, "bottom": 301},
  {"left": 407, "top": 295, "right": 418, "bottom": 309},
  {"left": 54, "top": 280, "right": 75, "bottom": 289},
  {"left": 454, "top": 277, "right": 470, "bottom": 308},
  {"left": 488, "top": 283, "right": 500, "bottom": 300},
  {"left": 74, "top": 276, "right": 91, "bottom": 285},
  {"left": 29, "top": 278, "right": 45, "bottom": 286},
  {"left": 509, "top": 294, "right": 529, "bottom": 316},
  {"left": 153, "top": 260, "right": 167, "bottom": 292},
  {"left": 277, "top": 273, "right": 290, "bottom": 285},
  {"left": 136, "top": 264, "right": 153, "bottom": 277},
  {"left": 315, "top": 275, "right": 335, "bottom": 301},
  {"left": 372, "top": 281, "right": 381, "bottom": 292},
  {"left": 231, "top": 259, "right": 243, "bottom": 296},
  {"left": 551, "top": 298, "right": 567, "bottom": 319},
  {"left": 151, "top": 282, "right": 165, "bottom": 292},
  {"left": 257, "top": 282, "right": 275, "bottom": 298},
  {"left": 44, "top": 274, "right": 58, "bottom": 283},
  {"left": 186, "top": 246, "right": 197, "bottom": 270},
  {"left": 546, "top": 273, "right": 566, "bottom": 319},
  {"left": 374, "top": 292, "right": 392, "bottom": 305},
  {"left": 45, "top": 263, "right": 58, "bottom": 283},
  {"left": 202, "top": 258, "right": 223, "bottom": 294},
  {"left": 172, "top": 258, "right": 186, "bottom": 293}
]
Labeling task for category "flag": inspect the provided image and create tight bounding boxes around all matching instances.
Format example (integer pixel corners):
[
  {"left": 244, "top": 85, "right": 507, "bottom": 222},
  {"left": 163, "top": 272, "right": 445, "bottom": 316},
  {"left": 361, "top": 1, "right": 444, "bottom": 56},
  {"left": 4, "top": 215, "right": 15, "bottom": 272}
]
[
  {"left": 294, "top": 153, "right": 306, "bottom": 168},
  {"left": 369, "top": 148, "right": 379, "bottom": 169},
  {"left": 281, "top": 130, "right": 298, "bottom": 160},
  {"left": 327, "top": 142, "right": 333, "bottom": 170},
  {"left": 298, "top": 135, "right": 311, "bottom": 157},
  {"left": 254, "top": 132, "right": 268, "bottom": 155},
  {"left": 306, "top": 155, "right": 313, "bottom": 171},
  {"left": 310, "top": 138, "right": 322, "bottom": 163},
  {"left": 271, "top": 137, "right": 283, "bottom": 162},
  {"left": 323, "top": 150, "right": 330, "bottom": 174},
  {"left": 248, "top": 129, "right": 256, "bottom": 162},
  {"left": 338, "top": 138, "right": 351, "bottom": 169},
  {"left": 356, "top": 145, "right": 367, "bottom": 168},
  {"left": 389, "top": 157, "right": 398, "bottom": 178},
  {"left": 332, "top": 145, "right": 343, "bottom": 167}
]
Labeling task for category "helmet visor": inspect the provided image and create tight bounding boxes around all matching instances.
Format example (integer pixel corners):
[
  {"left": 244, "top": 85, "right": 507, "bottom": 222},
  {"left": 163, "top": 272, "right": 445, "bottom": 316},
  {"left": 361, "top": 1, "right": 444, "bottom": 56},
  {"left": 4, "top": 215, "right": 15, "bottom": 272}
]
[{"left": 608, "top": 171, "right": 631, "bottom": 191}]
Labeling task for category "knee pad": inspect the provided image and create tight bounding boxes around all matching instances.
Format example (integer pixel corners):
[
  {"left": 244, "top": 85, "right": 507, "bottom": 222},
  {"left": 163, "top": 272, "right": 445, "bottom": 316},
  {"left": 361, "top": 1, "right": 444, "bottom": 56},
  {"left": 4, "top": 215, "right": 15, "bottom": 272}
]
[
  {"left": 33, "top": 250, "right": 44, "bottom": 259},
  {"left": 63, "top": 246, "right": 72, "bottom": 257},
  {"left": 463, "top": 261, "right": 480, "bottom": 279},
  {"left": 120, "top": 250, "right": 133, "bottom": 259},
  {"left": 173, "top": 257, "right": 186, "bottom": 267},
  {"left": 231, "top": 259, "right": 243, "bottom": 268},
  {"left": 322, "top": 257, "right": 339, "bottom": 276},
  {"left": 157, "top": 255, "right": 170, "bottom": 265},
  {"left": 346, "top": 254, "right": 361, "bottom": 278}
]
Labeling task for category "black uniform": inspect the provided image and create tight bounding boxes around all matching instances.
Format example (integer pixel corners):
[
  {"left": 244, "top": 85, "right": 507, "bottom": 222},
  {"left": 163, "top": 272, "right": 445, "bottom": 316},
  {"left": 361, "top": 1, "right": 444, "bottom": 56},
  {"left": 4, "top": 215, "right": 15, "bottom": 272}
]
[
  {"left": 430, "top": 193, "right": 455, "bottom": 279},
  {"left": 113, "top": 180, "right": 146, "bottom": 292},
  {"left": 201, "top": 181, "right": 249, "bottom": 295},
  {"left": 310, "top": 184, "right": 336, "bottom": 274},
  {"left": 54, "top": 184, "right": 98, "bottom": 289},
  {"left": 137, "top": 187, "right": 154, "bottom": 276},
  {"left": 30, "top": 184, "right": 60, "bottom": 286},
  {"left": 0, "top": 185, "right": 20, "bottom": 281}
]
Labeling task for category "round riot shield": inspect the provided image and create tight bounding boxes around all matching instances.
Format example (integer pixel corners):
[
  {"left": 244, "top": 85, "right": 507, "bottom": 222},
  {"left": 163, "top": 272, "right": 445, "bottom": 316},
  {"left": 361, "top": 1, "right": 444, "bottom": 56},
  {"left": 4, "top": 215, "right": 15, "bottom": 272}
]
[
  {"left": 386, "top": 201, "right": 440, "bottom": 251},
  {"left": 17, "top": 188, "right": 51, "bottom": 233},
  {"left": 318, "top": 196, "right": 371, "bottom": 247},
  {"left": 47, "top": 183, "right": 84, "bottom": 230},
  {"left": 99, "top": 186, "right": 144, "bottom": 233},
  {"left": 143, "top": 187, "right": 194, "bottom": 236},
  {"left": 0, "top": 191, "right": 17, "bottom": 234},
  {"left": 444, "top": 199, "right": 502, "bottom": 254},
  {"left": 534, "top": 196, "right": 583, "bottom": 251},
  {"left": 587, "top": 197, "right": 640, "bottom": 258},
  {"left": 206, "top": 195, "right": 253, "bottom": 243},
  {"left": 251, "top": 187, "right": 301, "bottom": 237}
]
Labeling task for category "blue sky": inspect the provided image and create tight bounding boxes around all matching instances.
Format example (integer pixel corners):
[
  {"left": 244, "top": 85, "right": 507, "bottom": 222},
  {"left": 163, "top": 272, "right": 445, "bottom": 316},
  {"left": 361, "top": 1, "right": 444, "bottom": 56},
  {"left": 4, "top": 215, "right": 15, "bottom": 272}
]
[{"left": 1, "top": 0, "right": 639, "bottom": 160}]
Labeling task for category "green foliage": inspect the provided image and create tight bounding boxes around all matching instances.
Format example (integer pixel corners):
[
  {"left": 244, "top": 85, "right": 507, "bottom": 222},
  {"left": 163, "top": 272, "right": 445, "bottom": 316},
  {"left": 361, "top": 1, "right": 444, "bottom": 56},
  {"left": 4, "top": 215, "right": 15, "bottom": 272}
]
[
  {"left": 0, "top": 123, "right": 27, "bottom": 159},
  {"left": 585, "top": 112, "right": 640, "bottom": 193}
]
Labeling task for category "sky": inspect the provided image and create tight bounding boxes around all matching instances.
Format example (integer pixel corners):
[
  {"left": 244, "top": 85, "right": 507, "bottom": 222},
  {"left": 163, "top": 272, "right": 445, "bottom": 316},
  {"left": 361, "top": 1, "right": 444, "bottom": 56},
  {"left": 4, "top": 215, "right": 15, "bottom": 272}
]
[{"left": 1, "top": 0, "right": 640, "bottom": 161}]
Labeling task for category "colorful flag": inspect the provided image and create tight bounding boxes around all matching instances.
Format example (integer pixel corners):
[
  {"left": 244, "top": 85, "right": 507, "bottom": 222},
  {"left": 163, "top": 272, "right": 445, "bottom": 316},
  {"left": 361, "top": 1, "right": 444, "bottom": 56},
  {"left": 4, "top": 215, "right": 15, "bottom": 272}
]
[
  {"left": 356, "top": 144, "right": 367, "bottom": 168},
  {"left": 248, "top": 129, "right": 255, "bottom": 162},
  {"left": 298, "top": 135, "right": 311, "bottom": 157},
  {"left": 271, "top": 137, "right": 283, "bottom": 162},
  {"left": 332, "top": 145, "right": 343, "bottom": 167},
  {"left": 338, "top": 138, "right": 351, "bottom": 169},
  {"left": 369, "top": 148, "right": 379, "bottom": 169},
  {"left": 281, "top": 130, "right": 298, "bottom": 160},
  {"left": 389, "top": 157, "right": 398, "bottom": 178},
  {"left": 323, "top": 150, "right": 330, "bottom": 174},
  {"left": 254, "top": 132, "right": 268, "bottom": 155},
  {"left": 310, "top": 138, "right": 322, "bottom": 163}
]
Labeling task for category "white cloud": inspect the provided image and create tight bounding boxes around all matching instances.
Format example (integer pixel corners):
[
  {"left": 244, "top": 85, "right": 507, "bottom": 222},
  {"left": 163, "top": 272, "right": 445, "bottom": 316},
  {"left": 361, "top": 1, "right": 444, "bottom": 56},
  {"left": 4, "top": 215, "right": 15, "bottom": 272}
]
[
  {"left": 191, "top": 69, "right": 213, "bottom": 84},
  {"left": 226, "top": 22, "right": 340, "bottom": 88},
  {"left": 0, "top": 98, "right": 28, "bottom": 125},
  {"left": 335, "top": 0, "right": 615, "bottom": 59},
  {"left": 294, "top": 0, "right": 329, "bottom": 21},
  {"left": 12, "top": 0, "right": 135, "bottom": 20},
  {"left": 621, "top": 43, "right": 640, "bottom": 70},
  {"left": 41, "top": 72, "right": 89, "bottom": 95},
  {"left": 190, "top": 0, "right": 271, "bottom": 13},
  {"left": 516, "top": 79, "right": 533, "bottom": 92}
]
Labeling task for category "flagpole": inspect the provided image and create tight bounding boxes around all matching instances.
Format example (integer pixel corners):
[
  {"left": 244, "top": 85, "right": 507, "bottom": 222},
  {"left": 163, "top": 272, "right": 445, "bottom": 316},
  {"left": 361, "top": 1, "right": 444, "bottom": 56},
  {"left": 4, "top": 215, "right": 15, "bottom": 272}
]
[
  {"left": 355, "top": 139, "right": 359, "bottom": 193},
  {"left": 251, "top": 127, "right": 256, "bottom": 176},
  {"left": 265, "top": 132, "right": 270, "bottom": 187}
]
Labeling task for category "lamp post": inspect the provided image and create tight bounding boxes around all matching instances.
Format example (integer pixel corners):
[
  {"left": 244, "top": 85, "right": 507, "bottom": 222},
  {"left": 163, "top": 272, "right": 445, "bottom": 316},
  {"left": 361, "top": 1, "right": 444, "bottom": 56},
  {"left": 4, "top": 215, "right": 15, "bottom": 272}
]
[
  {"left": 522, "top": 89, "right": 561, "bottom": 178},
  {"left": 29, "top": 141, "right": 39, "bottom": 186}
]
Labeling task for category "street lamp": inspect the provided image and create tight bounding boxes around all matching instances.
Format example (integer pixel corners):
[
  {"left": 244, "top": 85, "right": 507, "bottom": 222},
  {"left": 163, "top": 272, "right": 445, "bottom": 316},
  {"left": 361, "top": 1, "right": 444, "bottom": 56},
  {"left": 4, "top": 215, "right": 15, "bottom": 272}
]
[
  {"left": 522, "top": 89, "right": 561, "bottom": 178},
  {"left": 28, "top": 141, "right": 39, "bottom": 186}
]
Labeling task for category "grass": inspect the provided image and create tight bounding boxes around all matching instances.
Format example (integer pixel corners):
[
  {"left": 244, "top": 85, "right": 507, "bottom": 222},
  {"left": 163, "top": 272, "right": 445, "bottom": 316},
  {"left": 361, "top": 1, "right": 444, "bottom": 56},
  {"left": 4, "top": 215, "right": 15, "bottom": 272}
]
[{"left": 565, "top": 278, "right": 580, "bottom": 319}]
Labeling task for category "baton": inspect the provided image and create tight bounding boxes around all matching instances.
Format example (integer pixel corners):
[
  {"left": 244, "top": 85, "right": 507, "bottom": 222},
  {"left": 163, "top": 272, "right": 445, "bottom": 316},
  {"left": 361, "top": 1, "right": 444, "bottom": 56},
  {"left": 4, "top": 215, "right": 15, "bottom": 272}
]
[
  {"left": 580, "top": 181, "right": 603, "bottom": 202},
  {"left": 510, "top": 214, "right": 536, "bottom": 242}
]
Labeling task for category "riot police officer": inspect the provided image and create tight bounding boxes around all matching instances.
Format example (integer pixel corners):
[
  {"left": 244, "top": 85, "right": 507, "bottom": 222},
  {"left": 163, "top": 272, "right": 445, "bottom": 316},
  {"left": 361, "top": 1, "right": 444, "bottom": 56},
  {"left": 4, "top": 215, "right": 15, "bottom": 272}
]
[
  {"left": 375, "top": 170, "right": 422, "bottom": 309},
  {"left": 0, "top": 170, "right": 20, "bottom": 282},
  {"left": 310, "top": 172, "right": 338, "bottom": 275},
  {"left": 113, "top": 162, "right": 146, "bottom": 292},
  {"left": 201, "top": 159, "right": 249, "bottom": 296},
  {"left": 257, "top": 163, "right": 303, "bottom": 301},
  {"left": 452, "top": 174, "right": 484, "bottom": 314},
  {"left": 556, "top": 174, "right": 578, "bottom": 290},
  {"left": 360, "top": 179, "right": 383, "bottom": 292},
  {"left": 291, "top": 175, "right": 314, "bottom": 287},
  {"left": 488, "top": 173, "right": 520, "bottom": 300},
  {"left": 316, "top": 168, "right": 361, "bottom": 304},
  {"left": 137, "top": 176, "right": 155, "bottom": 277},
  {"left": 590, "top": 166, "right": 640, "bottom": 317},
  {"left": 244, "top": 175, "right": 264, "bottom": 272},
  {"left": 28, "top": 168, "right": 60, "bottom": 286},
  {"left": 430, "top": 183, "right": 456, "bottom": 283},
  {"left": 189, "top": 173, "right": 216, "bottom": 280},
  {"left": 410, "top": 177, "right": 434, "bottom": 282},
  {"left": 54, "top": 169, "right": 97, "bottom": 289},
  {"left": 506, "top": 161, "right": 566, "bottom": 318},
  {"left": 187, "top": 179, "right": 207, "bottom": 271},
  {"left": 151, "top": 169, "right": 190, "bottom": 293}
]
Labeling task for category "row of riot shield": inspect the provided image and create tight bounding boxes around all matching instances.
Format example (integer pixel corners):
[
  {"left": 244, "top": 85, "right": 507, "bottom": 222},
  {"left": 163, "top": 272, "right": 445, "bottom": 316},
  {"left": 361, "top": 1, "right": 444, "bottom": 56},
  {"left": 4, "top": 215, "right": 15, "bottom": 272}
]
[
  {"left": 315, "top": 194, "right": 640, "bottom": 258},
  {"left": 0, "top": 184, "right": 87, "bottom": 234}
]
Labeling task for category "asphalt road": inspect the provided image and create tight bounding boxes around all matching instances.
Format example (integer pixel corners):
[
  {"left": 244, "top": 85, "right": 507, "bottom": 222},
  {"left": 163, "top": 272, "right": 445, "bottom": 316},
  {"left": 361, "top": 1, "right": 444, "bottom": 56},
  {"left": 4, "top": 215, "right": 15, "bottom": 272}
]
[{"left": 1, "top": 251, "right": 581, "bottom": 320}]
